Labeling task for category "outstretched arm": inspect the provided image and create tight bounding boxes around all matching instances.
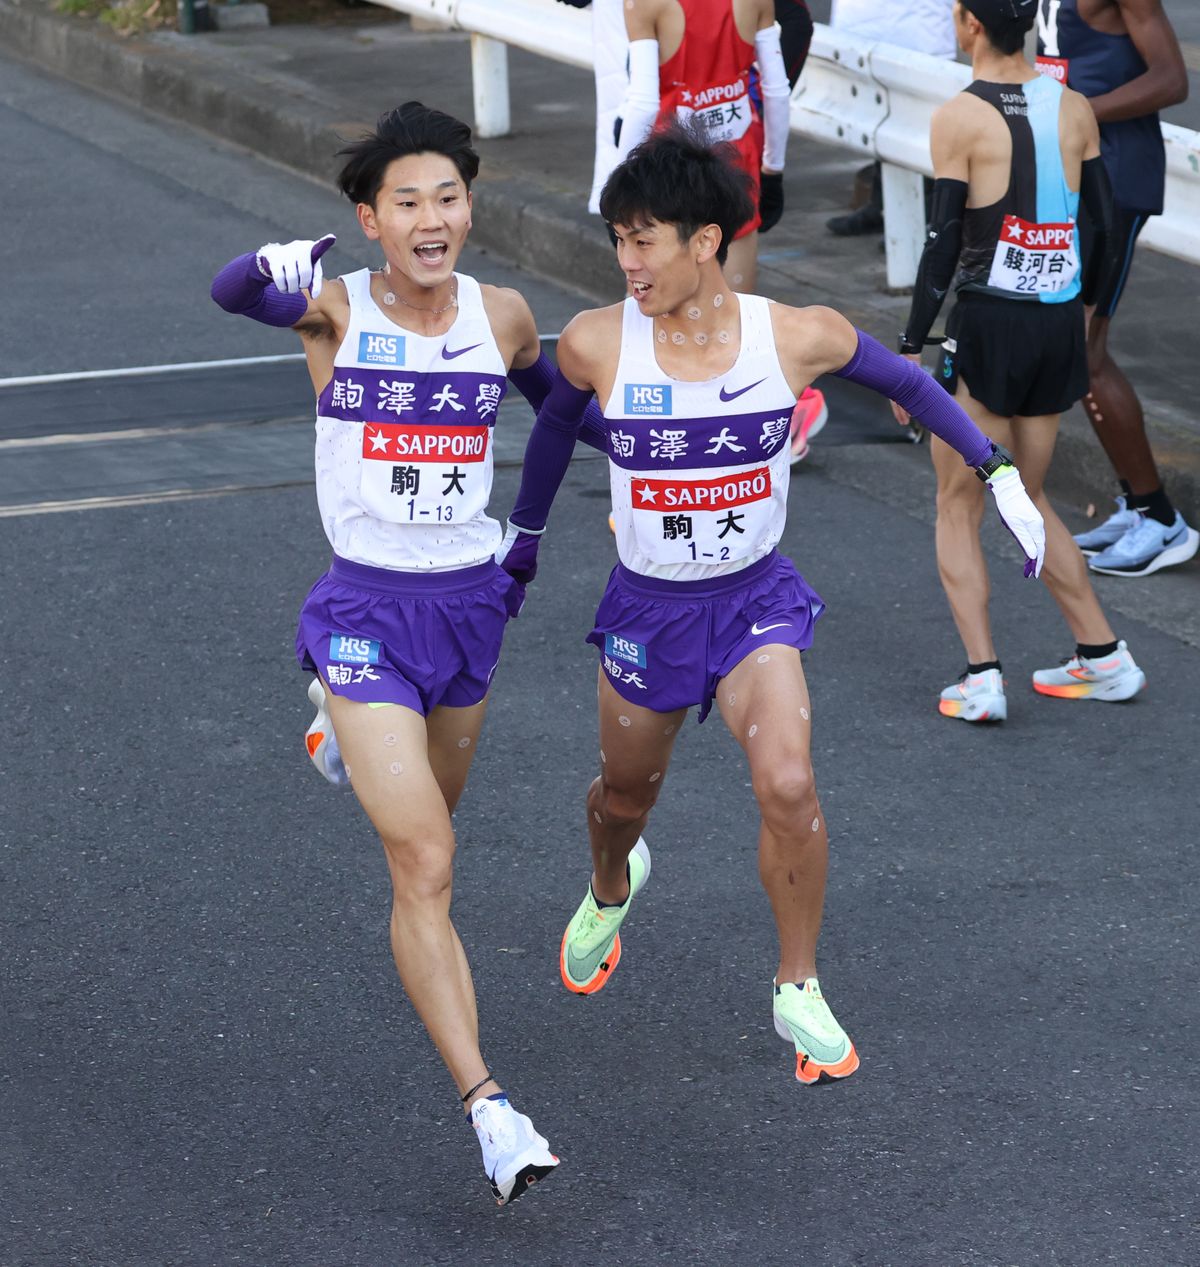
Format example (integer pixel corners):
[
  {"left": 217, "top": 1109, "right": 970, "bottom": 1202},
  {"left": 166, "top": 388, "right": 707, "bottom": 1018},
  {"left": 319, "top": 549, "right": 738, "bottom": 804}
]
[
  {"left": 495, "top": 319, "right": 602, "bottom": 585},
  {"left": 806, "top": 311, "right": 1045, "bottom": 577},
  {"left": 507, "top": 350, "right": 608, "bottom": 455},
  {"left": 211, "top": 235, "right": 336, "bottom": 328}
]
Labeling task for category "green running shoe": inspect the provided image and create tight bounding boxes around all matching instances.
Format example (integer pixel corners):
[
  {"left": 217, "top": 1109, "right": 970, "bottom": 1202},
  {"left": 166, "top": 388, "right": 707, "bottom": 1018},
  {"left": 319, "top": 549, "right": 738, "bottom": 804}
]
[
  {"left": 559, "top": 838, "right": 651, "bottom": 995},
  {"left": 773, "top": 978, "right": 859, "bottom": 1084}
]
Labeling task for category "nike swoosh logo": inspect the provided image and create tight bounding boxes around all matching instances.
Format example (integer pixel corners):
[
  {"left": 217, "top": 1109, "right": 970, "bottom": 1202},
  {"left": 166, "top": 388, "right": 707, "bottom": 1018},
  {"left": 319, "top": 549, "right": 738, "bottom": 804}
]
[
  {"left": 775, "top": 1012, "right": 848, "bottom": 1064},
  {"left": 718, "top": 378, "right": 766, "bottom": 402},
  {"left": 750, "top": 621, "right": 790, "bottom": 636},
  {"left": 565, "top": 925, "right": 618, "bottom": 983},
  {"left": 441, "top": 342, "right": 483, "bottom": 360}
]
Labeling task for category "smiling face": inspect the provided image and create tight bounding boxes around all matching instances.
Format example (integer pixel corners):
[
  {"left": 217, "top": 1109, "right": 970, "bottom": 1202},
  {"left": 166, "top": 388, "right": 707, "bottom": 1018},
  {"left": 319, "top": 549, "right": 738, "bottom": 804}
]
[
  {"left": 611, "top": 217, "right": 721, "bottom": 318},
  {"left": 356, "top": 152, "right": 473, "bottom": 291}
]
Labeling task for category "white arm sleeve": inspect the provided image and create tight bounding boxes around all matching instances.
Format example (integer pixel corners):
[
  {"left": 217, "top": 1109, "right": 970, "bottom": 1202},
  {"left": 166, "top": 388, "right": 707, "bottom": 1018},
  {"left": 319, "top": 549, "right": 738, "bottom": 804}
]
[
  {"left": 615, "top": 39, "right": 662, "bottom": 161},
  {"left": 755, "top": 24, "right": 790, "bottom": 173}
]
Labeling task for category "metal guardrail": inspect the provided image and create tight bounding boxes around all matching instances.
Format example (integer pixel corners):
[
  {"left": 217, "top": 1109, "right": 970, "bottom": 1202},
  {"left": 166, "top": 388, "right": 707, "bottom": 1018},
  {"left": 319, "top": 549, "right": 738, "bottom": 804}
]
[{"left": 365, "top": 0, "right": 1200, "bottom": 286}]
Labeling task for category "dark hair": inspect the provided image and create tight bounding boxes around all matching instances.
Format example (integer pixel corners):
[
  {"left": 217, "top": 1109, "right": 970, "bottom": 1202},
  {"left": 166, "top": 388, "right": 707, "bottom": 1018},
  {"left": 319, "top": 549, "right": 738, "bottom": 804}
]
[
  {"left": 336, "top": 102, "right": 480, "bottom": 206},
  {"left": 981, "top": 16, "right": 1034, "bottom": 54},
  {"left": 599, "top": 120, "right": 755, "bottom": 265},
  {"left": 961, "top": 1, "right": 1034, "bottom": 56}
]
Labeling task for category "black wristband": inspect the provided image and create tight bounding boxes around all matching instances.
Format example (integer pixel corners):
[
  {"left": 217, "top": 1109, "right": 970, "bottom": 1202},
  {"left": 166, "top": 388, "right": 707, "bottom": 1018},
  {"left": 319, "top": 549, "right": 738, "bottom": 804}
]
[{"left": 974, "top": 442, "right": 1014, "bottom": 483}]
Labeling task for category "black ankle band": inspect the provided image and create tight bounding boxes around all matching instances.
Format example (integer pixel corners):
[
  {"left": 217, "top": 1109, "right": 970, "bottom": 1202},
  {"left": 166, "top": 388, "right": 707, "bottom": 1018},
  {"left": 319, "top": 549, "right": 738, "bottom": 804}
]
[
  {"left": 967, "top": 660, "right": 1001, "bottom": 675},
  {"left": 462, "top": 1074, "right": 495, "bottom": 1104}
]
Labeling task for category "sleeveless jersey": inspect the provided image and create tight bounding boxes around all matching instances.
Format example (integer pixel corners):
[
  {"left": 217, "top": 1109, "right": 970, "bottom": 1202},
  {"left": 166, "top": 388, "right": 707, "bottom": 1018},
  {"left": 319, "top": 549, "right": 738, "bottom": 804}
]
[
  {"left": 658, "top": 0, "right": 763, "bottom": 163},
  {"left": 956, "top": 76, "right": 1082, "bottom": 305},
  {"left": 1036, "top": 0, "right": 1164, "bottom": 215},
  {"left": 603, "top": 293, "right": 795, "bottom": 582},
  {"left": 313, "top": 270, "right": 506, "bottom": 571}
]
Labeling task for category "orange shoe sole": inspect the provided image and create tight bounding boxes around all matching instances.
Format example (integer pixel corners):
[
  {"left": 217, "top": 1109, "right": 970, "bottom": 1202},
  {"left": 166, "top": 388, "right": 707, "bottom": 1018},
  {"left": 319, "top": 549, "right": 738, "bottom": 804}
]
[
  {"left": 559, "top": 928, "right": 622, "bottom": 995},
  {"left": 794, "top": 1043, "right": 860, "bottom": 1084}
]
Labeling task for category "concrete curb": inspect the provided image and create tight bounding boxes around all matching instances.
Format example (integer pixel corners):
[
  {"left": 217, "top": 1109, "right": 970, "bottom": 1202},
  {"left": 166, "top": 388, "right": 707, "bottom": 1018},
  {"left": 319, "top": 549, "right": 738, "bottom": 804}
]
[{"left": 4, "top": 0, "right": 1198, "bottom": 526}]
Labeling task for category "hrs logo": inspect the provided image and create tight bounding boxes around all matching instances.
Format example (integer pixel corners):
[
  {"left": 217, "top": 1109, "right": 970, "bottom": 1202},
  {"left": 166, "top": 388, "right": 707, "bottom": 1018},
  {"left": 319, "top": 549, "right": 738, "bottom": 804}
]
[
  {"left": 358, "top": 332, "right": 406, "bottom": 366},
  {"left": 625, "top": 384, "right": 673, "bottom": 415}
]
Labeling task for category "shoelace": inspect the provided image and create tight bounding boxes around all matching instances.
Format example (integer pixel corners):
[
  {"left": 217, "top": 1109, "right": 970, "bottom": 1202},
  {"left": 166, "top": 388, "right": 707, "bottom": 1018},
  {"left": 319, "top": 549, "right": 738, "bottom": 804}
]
[
  {"left": 476, "top": 1102, "right": 519, "bottom": 1152},
  {"left": 1112, "top": 514, "right": 1163, "bottom": 554},
  {"left": 577, "top": 900, "right": 613, "bottom": 947}
]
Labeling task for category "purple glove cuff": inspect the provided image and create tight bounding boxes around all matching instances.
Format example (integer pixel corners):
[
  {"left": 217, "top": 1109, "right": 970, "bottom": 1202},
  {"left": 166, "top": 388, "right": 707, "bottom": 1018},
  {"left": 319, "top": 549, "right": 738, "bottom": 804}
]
[
  {"left": 500, "top": 532, "right": 541, "bottom": 584},
  {"left": 833, "top": 329, "right": 992, "bottom": 469},
  {"left": 210, "top": 252, "right": 308, "bottom": 328}
]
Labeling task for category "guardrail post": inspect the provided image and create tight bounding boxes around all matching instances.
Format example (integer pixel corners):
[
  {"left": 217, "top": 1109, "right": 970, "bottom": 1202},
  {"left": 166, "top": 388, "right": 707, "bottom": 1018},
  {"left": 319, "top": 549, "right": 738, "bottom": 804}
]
[
  {"left": 471, "top": 34, "right": 511, "bottom": 139},
  {"left": 880, "top": 162, "right": 925, "bottom": 291}
]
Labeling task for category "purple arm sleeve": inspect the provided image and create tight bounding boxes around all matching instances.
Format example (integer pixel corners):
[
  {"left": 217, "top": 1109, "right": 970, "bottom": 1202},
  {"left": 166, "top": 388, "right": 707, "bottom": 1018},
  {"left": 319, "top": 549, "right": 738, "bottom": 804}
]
[
  {"left": 833, "top": 329, "right": 993, "bottom": 468},
  {"left": 211, "top": 252, "right": 308, "bottom": 328},
  {"left": 508, "top": 372, "right": 595, "bottom": 532},
  {"left": 508, "top": 351, "right": 608, "bottom": 454}
]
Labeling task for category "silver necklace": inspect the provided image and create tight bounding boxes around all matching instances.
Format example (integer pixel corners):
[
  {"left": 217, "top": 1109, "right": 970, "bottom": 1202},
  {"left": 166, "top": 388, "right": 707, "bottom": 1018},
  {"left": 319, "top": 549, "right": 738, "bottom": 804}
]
[{"left": 381, "top": 262, "right": 458, "bottom": 313}]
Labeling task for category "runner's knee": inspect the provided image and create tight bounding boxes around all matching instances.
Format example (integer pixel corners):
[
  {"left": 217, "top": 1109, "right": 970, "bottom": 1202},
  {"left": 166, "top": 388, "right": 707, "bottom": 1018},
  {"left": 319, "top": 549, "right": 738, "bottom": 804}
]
[
  {"left": 381, "top": 834, "right": 455, "bottom": 902},
  {"left": 594, "top": 774, "right": 660, "bottom": 827},
  {"left": 752, "top": 758, "right": 816, "bottom": 829}
]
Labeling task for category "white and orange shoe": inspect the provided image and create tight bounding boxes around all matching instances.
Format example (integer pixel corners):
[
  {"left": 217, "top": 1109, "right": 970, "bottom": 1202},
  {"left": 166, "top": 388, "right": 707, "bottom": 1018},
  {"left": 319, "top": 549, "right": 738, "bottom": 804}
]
[
  {"left": 788, "top": 386, "right": 829, "bottom": 464},
  {"left": 773, "top": 978, "right": 859, "bottom": 1085},
  {"left": 305, "top": 677, "right": 350, "bottom": 786},
  {"left": 1031, "top": 641, "right": 1145, "bottom": 701},
  {"left": 939, "top": 667, "right": 1007, "bottom": 722}
]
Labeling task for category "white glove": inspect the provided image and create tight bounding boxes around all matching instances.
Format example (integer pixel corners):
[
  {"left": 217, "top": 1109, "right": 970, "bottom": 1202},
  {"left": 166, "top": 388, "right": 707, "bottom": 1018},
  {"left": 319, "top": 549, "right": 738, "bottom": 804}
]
[
  {"left": 987, "top": 465, "right": 1045, "bottom": 579},
  {"left": 256, "top": 233, "right": 337, "bottom": 298}
]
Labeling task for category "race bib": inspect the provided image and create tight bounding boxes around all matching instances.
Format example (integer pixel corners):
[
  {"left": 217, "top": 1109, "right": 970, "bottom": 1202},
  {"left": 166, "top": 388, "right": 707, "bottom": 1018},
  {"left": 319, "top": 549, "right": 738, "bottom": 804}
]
[
  {"left": 675, "top": 78, "right": 753, "bottom": 145},
  {"left": 629, "top": 465, "right": 773, "bottom": 565},
  {"left": 1035, "top": 55, "right": 1069, "bottom": 84},
  {"left": 987, "top": 215, "right": 1079, "bottom": 295},
  {"left": 359, "top": 423, "right": 491, "bottom": 525}
]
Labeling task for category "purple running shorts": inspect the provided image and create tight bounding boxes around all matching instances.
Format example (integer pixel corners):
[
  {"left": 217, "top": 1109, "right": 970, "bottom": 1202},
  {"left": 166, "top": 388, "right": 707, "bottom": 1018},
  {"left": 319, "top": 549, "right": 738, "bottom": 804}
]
[
  {"left": 296, "top": 555, "right": 523, "bottom": 714},
  {"left": 586, "top": 550, "right": 825, "bottom": 722}
]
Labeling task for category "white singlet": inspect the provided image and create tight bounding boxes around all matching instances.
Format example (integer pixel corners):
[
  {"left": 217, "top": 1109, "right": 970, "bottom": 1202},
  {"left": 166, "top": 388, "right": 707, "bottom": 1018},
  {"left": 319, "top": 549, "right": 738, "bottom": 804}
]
[
  {"left": 314, "top": 270, "right": 506, "bottom": 571},
  {"left": 603, "top": 293, "right": 796, "bottom": 582}
]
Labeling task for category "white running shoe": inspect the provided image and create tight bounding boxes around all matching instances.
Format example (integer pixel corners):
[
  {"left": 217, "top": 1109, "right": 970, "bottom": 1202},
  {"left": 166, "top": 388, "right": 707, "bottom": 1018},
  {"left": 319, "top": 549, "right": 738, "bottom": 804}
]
[
  {"left": 1031, "top": 640, "right": 1146, "bottom": 701},
  {"left": 938, "top": 668, "right": 1006, "bottom": 722},
  {"left": 1073, "top": 496, "right": 1138, "bottom": 557},
  {"left": 304, "top": 677, "right": 350, "bottom": 787},
  {"left": 1088, "top": 511, "right": 1199, "bottom": 577},
  {"left": 470, "top": 1095, "right": 559, "bottom": 1206}
]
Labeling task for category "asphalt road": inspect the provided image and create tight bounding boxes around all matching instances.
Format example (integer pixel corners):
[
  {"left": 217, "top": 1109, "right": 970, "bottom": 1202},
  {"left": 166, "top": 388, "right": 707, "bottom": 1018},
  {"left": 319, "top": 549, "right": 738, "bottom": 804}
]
[{"left": 2, "top": 55, "right": 1198, "bottom": 1267}]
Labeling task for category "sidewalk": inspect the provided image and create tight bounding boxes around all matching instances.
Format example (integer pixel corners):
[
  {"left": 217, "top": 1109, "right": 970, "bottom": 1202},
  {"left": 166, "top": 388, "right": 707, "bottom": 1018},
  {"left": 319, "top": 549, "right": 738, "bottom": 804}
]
[{"left": 3, "top": 0, "right": 1198, "bottom": 523}]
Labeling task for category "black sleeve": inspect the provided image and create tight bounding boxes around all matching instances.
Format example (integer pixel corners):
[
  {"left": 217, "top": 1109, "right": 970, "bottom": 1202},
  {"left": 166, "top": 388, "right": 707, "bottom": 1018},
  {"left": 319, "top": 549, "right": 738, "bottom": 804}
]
[
  {"left": 899, "top": 178, "right": 968, "bottom": 354},
  {"left": 774, "top": 0, "right": 814, "bottom": 90},
  {"left": 1079, "top": 156, "right": 1122, "bottom": 308}
]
